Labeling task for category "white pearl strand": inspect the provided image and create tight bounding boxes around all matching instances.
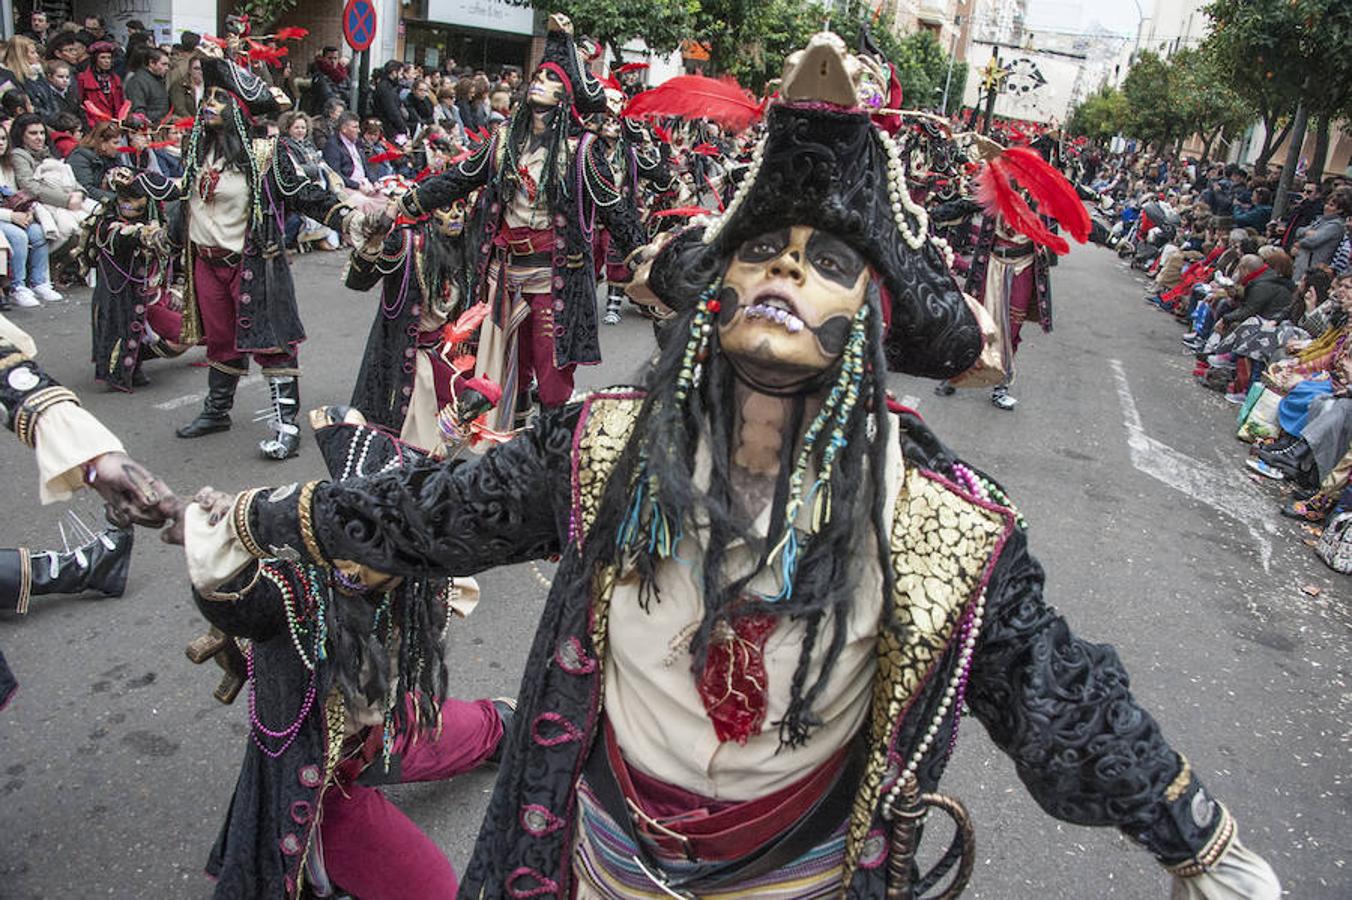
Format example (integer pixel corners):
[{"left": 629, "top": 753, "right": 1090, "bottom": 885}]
[
  {"left": 882, "top": 588, "right": 988, "bottom": 818},
  {"left": 701, "top": 133, "right": 767, "bottom": 245},
  {"left": 874, "top": 127, "right": 929, "bottom": 252}
]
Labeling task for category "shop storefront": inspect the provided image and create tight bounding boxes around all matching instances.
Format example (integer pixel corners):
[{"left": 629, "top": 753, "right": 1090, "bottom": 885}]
[{"left": 404, "top": 0, "right": 539, "bottom": 74}]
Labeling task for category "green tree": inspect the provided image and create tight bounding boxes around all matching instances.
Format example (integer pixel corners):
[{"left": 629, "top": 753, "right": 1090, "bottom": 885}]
[
  {"left": 1202, "top": 0, "right": 1307, "bottom": 170},
  {"left": 1067, "top": 85, "right": 1126, "bottom": 141},
  {"left": 1120, "top": 51, "right": 1186, "bottom": 153},
  {"left": 531, "top": 0, "right": 697, "bottom": 59},
  {"left": 691, "top": 0, "right": 828, "bottom": 91},
  {"left": 1169, "top": 48, "right": 1251, "bottom": 163}
]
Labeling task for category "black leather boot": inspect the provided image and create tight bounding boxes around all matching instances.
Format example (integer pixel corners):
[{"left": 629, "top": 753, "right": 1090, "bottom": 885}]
[
  {"left": 177, "top": 364, "right": 241, "bottom": 438},
  {"left": 0, "top": 526, "right": 134, "bottom": 614},
  {"left": 258, "top": 375, "right": 301, "bottom": 460}
]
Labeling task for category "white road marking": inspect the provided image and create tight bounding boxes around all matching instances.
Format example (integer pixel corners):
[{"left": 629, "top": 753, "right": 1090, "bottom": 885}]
[
  {"left": 1109, "top": 358, "right": 1280, "bottom": 572},
  {"left": 152, "top": 373, "right": 263, "bottom": 410}
]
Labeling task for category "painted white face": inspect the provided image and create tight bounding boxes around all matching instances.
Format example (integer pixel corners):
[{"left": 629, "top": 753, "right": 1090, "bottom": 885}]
[
  {"left": 527, "top": 68, "right": 566, "bottom": 108},
  {"left": 717, "top": 225, "right": 870, "bottom": 391}
]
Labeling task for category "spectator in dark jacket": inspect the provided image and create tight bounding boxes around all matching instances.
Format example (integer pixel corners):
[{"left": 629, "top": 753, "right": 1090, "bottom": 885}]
[
  {"left": 405, "top": 78, "right": 436, "bottom": 131},
  {"left": 27, "top": 59, "right": 82, "bottom": 126},
  {"left": 1234, "top": 187, "right": 1274, "bottom": 230},
  {"left": 169, "top": 52, "right": 204, "bottom": 118},
  {"left": 322, "top": 111, "right": 377, "bottom": 191},
  {"left": 68, "top": 120, "right": 132, "bottom": 203},
  {"left": 123, "top": 46, "right": 171, "bottom": 124},
  {"left": 372, "top": 60, "right": 409, "bottom": 141},
  {"left": 45, "top": 33, "right": 87, "bottom": 76},
  {"left": 1293, "top": 188, "right": 1352, "bottom": 281},
  {"left": 1221, "top": 254, "right": 1296, "bottom": 328},
  {"left": 1279, "top": 182, "right": 1324, "bottom": 249}
]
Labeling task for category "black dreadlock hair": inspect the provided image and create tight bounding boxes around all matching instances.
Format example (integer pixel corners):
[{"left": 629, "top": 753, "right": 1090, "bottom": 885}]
[
  {"left": 499, "top": 96, "right": 572, "bottom": 211},
  {"left": 580, "top": 279, "right": 899, "bottom": 748}
]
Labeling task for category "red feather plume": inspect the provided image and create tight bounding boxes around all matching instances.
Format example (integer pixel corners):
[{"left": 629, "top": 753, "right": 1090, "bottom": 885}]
[
  {"left": 975, "top": 163, "right": 1069, "bottom": 255},
  {"left": 117, "top": 101, "right": 131, "bottom": 122},
  {"left": 84, "top": 100, "right": 111, "bottom": 121},
  {"left": 996, "top": 147, "right": 1090, "bottom": 244},
  {"left": 651, "top": 124, "right": 672, "bottom": 144},
  {"left": 171, "top": 117, "right": 195, "bottom": 131},
  {"left": 367, "top": 150, "right": 404, "bottom": 165},
  {"left": 624, "top": 75, "right": 764, "bottom": 132},
  {"left": 443, "top": 303, "right": 490, "bottom": 345},
  {"left": 615, "top": 62, "right": 649, "bottom": 75},
  {"left": 248, "top": 43, "right": 289, "bottom": 65},
  {"left": 273, "top": 27, "right": 309, "bottom": 42},
  {"left": 650, "top": 206, "right": 711, "bottom": 219},
  {"left": 690, "top": 143, "right": 722, "bottom": 157},
  {"left": 202, "top": 34, "right": 228, "bottom": 48}
]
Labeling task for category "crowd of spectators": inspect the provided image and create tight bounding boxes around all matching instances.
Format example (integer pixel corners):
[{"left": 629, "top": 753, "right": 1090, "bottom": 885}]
[
  {"left": 0, "top": 11, "right": 528, "bottom": 309},
  {"left": 1077, "top": 150, "right": 1352, "bottom": 550}
]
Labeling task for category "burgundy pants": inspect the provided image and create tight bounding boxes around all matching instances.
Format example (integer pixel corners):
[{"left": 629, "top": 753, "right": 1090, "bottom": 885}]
[
  {"left": 194, "top": 256, "right": 294, "bottom": 367},
  {"left": 517, "top": 292, "right": 575, "bottom": 407},
  {"left": 319, "top": 697, "right": 503, "bottom": 899}
]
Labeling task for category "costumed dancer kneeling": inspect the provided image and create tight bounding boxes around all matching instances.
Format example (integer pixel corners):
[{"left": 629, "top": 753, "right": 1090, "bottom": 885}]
[
  {"left": 172, "top": 33, "right": 1279, "bottom": 900},
  {"left": 85, "top": 170, "right": 189, "bottom": 392}
]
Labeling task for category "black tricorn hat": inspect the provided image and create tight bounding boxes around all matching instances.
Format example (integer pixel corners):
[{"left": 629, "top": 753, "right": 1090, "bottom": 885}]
[
  {"left": 535, "top": 14, "right": 607, "bottom": 116},
  {"left": 200, "top": 56, "right": 283, "bottom": 118},
  {"left": 648, "top": 34, "right": 981, "bottom": 380}
]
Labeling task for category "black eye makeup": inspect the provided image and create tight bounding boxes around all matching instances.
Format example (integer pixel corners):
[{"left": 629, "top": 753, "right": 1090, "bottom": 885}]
[
  {"left": 806, "top": 232, "right": 865, "bottom": 286},
  {"left": 736, "top": 229, "right": 791, "bottom": 263}
]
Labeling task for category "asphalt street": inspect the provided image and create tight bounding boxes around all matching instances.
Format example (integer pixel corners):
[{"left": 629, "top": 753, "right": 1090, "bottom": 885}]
[{"left": 0, "top": 242, "right": 1348, "bottom": 899}]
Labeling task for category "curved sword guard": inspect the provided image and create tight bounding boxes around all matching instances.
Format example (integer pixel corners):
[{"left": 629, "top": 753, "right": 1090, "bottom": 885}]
[{"left": 885, "top": 774, "right": 976, "bottom": 900}]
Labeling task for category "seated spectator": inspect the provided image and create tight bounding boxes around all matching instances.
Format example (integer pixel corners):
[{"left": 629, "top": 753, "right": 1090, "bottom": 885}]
[
  {"left": 1234, "top": 187, "right": 1273, "bottom": 230},
  {"left": 322, "top": 111, "right": 377, "bottom": 192},
  {"left": 124, "top": 45, "right": 172, "bottom": 124},
  {"left": 2, "top": 35, "right": 42, "bottom": 98},
  {"left": 28, "top": 58, "right": 81, "bottom": 126},
  {"left": 1293, "top": 187, "right": 1351, "bottom": 281},
  {"left": 0, "top": 125, "right": 63, "bottom": 308},
  {"left": 310, "top": 97, "right": 345, "bottom": 148},
  {"left": 48, "top": 112, "right": 83, "bottom": 158},
  {"left": 361, "top": 118, "right": 396, "bottom": 177},
  {"left": 78, "top": 42, "right": 126, "bottom": 124},
  {"left": 68, "top": 120, "right": 131, "bottom": 203},
  {"left": 1, "top": 88, "right": 34, "bottom": 120},
  {"left": 278, "top": 110, "right": 341, "bottom": 252},
  {"left": 432, "top": 85, "right": 463, "bottom": 137},
  {"left": 122, "top": 114, "right": 182, "bottom": 178},
  {"left": 487, "top": 88, "right": 511, "bottom": 127}
]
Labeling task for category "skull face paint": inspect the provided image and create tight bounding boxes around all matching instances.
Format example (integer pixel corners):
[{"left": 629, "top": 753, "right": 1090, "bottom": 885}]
[
  {"left": 717, "top": 225, "right": 869, "bottom": 391},
  {"left": 527, "top": 68, "right": 566, "bottom": 108},
  {"left": 200, "top": 87, "right": 231, "bottom": 128}
]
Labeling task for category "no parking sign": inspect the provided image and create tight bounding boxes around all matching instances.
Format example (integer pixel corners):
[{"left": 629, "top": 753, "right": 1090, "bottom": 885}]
[{"left": 343, "top": 0, "right": 377, "bottom": 52}]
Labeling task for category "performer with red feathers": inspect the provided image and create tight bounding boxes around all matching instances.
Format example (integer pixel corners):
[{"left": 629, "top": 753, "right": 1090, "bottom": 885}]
[{"left": 950, "top": 138, "right": 1090, "bottom": 410}]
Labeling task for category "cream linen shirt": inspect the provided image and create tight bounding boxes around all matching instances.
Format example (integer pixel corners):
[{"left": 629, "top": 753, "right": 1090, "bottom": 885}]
[
  {"left": 604, "top": 430, "right": 901, "bottom": 802},
  {"left": 187, "top": 153, "right": 250, "bottom": 252}
]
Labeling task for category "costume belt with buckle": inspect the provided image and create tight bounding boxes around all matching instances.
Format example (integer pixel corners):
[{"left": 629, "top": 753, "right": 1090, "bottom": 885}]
[
  {"left": 493, "top": 226, "right": 553, "bottom": 268},
  {"left": 195, "top": 244, "right": 244, "bottom": 268},
  {"left": 582, "top": 719, "right": 864, "bottom": 897}
]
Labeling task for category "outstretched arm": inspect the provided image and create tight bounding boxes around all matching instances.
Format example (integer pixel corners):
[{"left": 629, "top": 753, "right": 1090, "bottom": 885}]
[
  {"left": 229, "top": 404, "right": 578, "bottom": 581},
  {"left": 967, "top": 528, "right": 1277, "bottom": 894},
  {"left": 397, "top": 133, "right": 497, "bottom": 216}
]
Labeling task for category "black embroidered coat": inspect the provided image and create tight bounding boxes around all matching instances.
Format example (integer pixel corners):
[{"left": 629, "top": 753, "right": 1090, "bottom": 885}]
[
  {"left": 401, "top": 129, "right": 646, "bottom": 369},
  {"left": 344, "top": 224, "right": 470, "bottom": 432},
  {"left": 177, "top": 137, "right": 350, "bottom": 355},
  {"left": 244, "top": 390, "right": 1230, "bottom": 898}
]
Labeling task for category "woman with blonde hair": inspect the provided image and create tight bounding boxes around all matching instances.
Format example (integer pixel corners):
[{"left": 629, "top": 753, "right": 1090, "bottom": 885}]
[{"left": 0, "top": 35, "right": 41, "bottom": 87}]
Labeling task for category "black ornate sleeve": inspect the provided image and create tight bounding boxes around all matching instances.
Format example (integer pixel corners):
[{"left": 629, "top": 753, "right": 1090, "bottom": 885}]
[
  {"left": 345, "top": 231, "right": 408, "bottom": 292},
  {"left": 966, "top": 529, "right": 1225, "bottom": 866},
  {"left": 0, "top": 340, "right": 78, "bottom": 446},
  {"left": 270, "top": 140, "right": 348, "bottom": 227},
  {"left": 192, "top": 561, "right": 286, "bottom": 643},
  {"left": 404, "top": 136, "right": 495, "bottom": 215},
  {"left": 586, "top": 142, "right": 646, "bottom": 261},
  {"left": 249, "top": 404, "right": 580, "bottom": 578}
]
